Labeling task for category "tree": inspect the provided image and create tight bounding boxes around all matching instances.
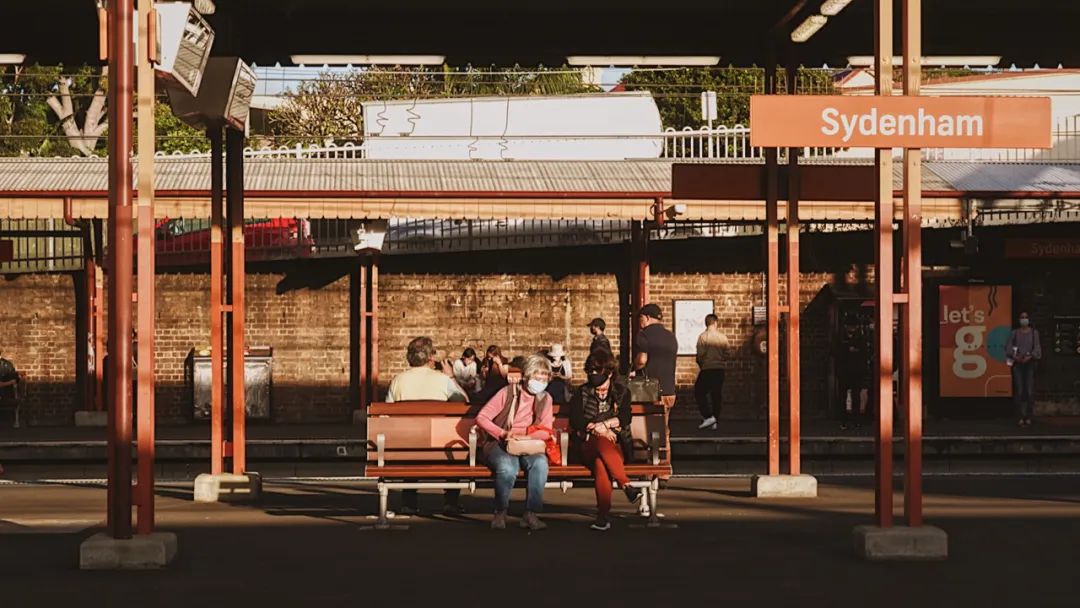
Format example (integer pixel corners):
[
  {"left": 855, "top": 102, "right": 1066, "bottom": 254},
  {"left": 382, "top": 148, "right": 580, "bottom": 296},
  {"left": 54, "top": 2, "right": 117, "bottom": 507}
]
[
  {"left": 618, "top": 67, "right": 835, "bottom": 130},
  {"left": 268, "top": 66, "right": 598, "bottom": 145},
  {"left": 0, "top": 65, "right": 108, "bottom": 157}
]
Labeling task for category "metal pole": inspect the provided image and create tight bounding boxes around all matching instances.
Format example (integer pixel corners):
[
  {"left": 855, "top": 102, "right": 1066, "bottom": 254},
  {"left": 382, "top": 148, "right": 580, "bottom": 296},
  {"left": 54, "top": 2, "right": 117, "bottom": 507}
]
[
  {"left": 209, "top": 127, "right": 225, "bottom": 475},
  {"left": 785, "top": 62, "right": 801, "bottom": 477},
  {"left": 874, "top": 0, "right": 896, "bottom": 529},
  {"left": 765, "top": 57, "right": 780, "bottom": 477},
  {"left": 370, "top": 254, "right": 380, "bottom": 401},
  {"left": 135, "top": 0, "right": 156, "bottom": 535},
  {"left": 226, "top": 127, "right": 247, "bottom": 474},
  {"left": 93, "top": 220, "right": 105, "bottom": 412},
  {"left": 902, "top": 0, "right": 924, "bottom": 528},
  {"left": 105, "top": 0, "right": 134, "bottom": 540},
  {"left": 358, "top": 262, "right": 368, "bottom": 411}
]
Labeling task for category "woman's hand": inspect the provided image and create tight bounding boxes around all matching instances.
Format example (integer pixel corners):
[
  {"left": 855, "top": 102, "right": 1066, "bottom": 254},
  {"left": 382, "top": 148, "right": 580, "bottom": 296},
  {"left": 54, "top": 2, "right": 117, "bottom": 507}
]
[{"left": 599, "top": 428, "right": 617, "bottom": 443}]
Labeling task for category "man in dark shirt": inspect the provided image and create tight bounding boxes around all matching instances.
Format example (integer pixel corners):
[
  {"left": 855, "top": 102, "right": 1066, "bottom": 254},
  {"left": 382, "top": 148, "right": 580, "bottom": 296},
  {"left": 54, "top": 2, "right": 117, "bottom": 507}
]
[
  {"left": 588, "top": 317, "right": 612, "bottom": 355},
  {"left": 633, "top": 303, "right": 679, "bottom": 409}
]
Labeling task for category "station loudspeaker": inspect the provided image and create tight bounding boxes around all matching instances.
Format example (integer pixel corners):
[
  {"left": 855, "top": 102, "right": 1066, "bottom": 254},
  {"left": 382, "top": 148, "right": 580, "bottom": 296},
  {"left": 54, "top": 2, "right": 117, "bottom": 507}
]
[
  {"left": 154, "top": 2, "right": 215, "bottom": 95},
  {"left": 167, "top": 57, "right": 257, "bottom": 132}
]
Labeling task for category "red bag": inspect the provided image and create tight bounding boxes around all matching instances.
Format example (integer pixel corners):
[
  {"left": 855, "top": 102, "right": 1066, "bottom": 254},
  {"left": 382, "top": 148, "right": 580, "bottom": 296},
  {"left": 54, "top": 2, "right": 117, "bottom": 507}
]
[{"left": 527, "top": 424, "right": 561, "bottom": 466}]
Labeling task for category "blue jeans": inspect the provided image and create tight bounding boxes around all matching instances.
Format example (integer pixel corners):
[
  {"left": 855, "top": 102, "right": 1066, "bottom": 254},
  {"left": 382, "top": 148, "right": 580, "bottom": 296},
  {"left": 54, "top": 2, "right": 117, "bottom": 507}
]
[
  {"left": 486, "top": 443, "right": 548, "bottom": 513},
  {"left": 1012, "top": 361, "right": 1036, "bottom": 418}
]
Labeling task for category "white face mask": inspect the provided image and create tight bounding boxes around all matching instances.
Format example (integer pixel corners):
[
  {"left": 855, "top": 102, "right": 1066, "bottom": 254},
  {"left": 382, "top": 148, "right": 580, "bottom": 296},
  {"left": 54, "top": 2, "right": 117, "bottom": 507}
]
[
  {"left": 527, "top": 379, "right": 549, "bottom": 395},
  {"left": 1019, "top": 318, "right": 1030, "bottom": 327}
]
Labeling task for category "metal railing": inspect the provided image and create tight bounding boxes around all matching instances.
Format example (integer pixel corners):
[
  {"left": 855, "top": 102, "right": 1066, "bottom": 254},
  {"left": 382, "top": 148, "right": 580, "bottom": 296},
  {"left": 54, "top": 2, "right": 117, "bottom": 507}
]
[{"left": 0, "top": 219, "right": 86, "bottom": 274}]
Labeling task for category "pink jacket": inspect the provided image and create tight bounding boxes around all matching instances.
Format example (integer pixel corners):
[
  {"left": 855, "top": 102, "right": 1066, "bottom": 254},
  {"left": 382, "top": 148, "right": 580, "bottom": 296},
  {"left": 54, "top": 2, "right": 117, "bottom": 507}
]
[{"left": 475, "top": 386, "right": 554, "bottom": 441}]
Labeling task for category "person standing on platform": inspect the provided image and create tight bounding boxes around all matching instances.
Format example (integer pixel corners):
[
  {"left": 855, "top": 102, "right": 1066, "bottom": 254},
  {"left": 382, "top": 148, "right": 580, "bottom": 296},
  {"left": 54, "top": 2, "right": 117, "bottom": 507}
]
[
  {"left": 633, "top": 303, "right": 678, "bottom": 411},
  {"left": 1005, "top": 311, "right": 1042, "bottom": 427},
  {"left": 588, "top": 318, "right": 612, "bottom": 355},
  {"left": 694, "top": 314, "right": 728, "bottom": 430}
]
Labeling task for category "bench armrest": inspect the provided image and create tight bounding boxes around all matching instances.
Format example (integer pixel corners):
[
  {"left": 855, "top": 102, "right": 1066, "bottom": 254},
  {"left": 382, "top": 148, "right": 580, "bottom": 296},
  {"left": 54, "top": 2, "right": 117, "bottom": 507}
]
[
  {"left": 468, "top": 426, "right": 478, "bottom": 467},
  {"left": 649, "top": 431, "right": 661, "bottom": 466},
  {"left": 376, "top": 433, "right": 386, "bottom": 467},
  {"left": 560, "top": 430, "right": 569, "bottom": 467}
]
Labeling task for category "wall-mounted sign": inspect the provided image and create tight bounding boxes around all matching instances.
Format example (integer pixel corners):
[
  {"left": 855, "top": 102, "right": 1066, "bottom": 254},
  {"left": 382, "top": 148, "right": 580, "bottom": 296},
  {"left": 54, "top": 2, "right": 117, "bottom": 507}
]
[
  {"left": 1004, "top": 238, "right": 1080, "bottom": 259},
  {"left": 938, "top": 285, "right": 1013, "bottom": 398},
  {"left": 673, "top": 299, "right": 714, "bottom": 356},
  {"left": 750, "top": 95, "right": 1051, "bottom": 149}
]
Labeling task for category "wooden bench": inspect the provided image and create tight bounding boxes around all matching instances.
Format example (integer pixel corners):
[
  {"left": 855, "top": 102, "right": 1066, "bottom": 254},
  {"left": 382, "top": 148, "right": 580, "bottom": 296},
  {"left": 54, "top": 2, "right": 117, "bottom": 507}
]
[{"left": 365, "top": 401, "right": 672, "bottom": 527}]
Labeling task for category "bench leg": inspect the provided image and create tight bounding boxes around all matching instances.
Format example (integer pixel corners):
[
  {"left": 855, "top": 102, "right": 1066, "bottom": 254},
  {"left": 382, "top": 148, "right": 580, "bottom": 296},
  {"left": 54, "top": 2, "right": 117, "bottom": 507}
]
[
  {"left": 376, "top": 483, "right": 390, "bottom": 529},
  {"left": 646, "top": 485, "right": 661, "bottom": 528}
]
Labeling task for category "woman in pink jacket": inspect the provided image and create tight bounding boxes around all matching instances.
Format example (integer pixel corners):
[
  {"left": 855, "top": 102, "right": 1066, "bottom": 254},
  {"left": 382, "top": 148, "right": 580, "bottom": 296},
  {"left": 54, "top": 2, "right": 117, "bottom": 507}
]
[{"left": 475, "top": 354, "right": 554, "bottom": 531}]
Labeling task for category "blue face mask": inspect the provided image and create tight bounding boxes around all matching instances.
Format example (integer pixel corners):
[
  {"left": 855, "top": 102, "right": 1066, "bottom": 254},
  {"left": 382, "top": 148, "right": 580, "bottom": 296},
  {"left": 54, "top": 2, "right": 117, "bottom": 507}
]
[{"left": 527, "top": 379, "right": 549, "bottom": 395}]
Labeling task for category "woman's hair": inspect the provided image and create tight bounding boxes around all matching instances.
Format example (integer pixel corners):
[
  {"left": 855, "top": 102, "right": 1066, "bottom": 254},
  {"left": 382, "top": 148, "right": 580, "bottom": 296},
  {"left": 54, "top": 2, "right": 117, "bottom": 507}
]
[
  {"left": 521, "top": 353, "right": 552, "bottom": 379},
  {"left": 486, "top": 345, "right": 502, "bottom": 358},
  {"left": 508, "top": 355, "right": 528, "bottom": 371},
  {"left": 462, "top": 347, "right": 476, "bottom": 359},
  {"left": 406, "top": 336, "right": 436, "bottom": 368},
  {"left": 584, "top": 349, "right": 618, "bottom": 376}
]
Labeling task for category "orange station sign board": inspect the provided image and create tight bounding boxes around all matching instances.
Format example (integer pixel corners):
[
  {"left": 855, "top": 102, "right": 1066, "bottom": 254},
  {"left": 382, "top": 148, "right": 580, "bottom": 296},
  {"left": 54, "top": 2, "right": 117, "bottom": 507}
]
[{"left": 750, "top": 95, "right": 1051, "bottom": 149}]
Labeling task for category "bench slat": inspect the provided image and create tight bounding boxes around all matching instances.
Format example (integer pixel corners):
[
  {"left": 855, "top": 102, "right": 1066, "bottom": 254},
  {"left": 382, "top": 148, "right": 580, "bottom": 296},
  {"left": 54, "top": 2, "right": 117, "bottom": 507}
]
[
  {"left": 367, "top": 464, "right": 672, "bottom": 479},
  {"left": 367, "top": 402, "right": 665, "bottom": 416}
]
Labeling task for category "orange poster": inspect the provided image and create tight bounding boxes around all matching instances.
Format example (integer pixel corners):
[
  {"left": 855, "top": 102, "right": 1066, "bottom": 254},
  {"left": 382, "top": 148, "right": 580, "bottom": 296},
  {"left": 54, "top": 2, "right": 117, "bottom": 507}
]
[
  {"left": 750, "top": 95, "right": 1051, "bottom": 149},
  {"left": 938, "top": 285, "right": 1012, "bottom": 398}
]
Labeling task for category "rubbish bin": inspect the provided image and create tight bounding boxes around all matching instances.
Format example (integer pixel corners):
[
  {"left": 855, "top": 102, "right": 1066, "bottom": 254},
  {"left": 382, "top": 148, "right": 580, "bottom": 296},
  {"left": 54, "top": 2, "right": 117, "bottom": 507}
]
[{"left": 191, "top": 346, "right": 272, "bottom": 420}]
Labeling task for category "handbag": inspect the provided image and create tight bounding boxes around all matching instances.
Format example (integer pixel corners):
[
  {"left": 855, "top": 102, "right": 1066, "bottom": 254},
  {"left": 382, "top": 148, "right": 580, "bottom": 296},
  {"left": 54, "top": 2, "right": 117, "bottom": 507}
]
[
  {"left": 501, "top": 387, "right": 546, "bottom": 456},
  {"left": 527, "top": 424, "right": 561, "bottom": 465},
  {"left": 628, "top": 375, "right": 661, "bottom": 404}
]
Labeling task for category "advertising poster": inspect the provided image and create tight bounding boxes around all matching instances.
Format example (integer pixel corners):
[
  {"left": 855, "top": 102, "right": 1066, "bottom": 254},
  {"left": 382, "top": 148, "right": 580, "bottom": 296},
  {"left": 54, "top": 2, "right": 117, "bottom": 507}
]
[
  {"left": 673, "top": 300, "right": 715, "bottom": 356},
  {"left": 938, "top": 285, "right": 1013, "bottom": 398}
]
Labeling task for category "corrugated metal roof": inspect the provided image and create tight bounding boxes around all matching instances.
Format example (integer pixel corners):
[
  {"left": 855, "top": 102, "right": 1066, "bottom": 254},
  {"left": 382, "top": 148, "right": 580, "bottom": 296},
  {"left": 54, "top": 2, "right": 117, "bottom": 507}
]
[{"left": 923, "top": 161, "right": 1080, "bottom": 193}]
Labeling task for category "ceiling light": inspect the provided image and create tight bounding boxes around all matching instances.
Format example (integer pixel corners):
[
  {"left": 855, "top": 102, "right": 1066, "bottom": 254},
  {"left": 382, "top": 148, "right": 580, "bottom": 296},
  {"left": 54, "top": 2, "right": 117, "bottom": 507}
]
[
  {"left": 289, "top": 55, "right": 446, "bottom": 66},
  {"left": 790, "top": 15, "right": 827, "bottom": 43},
  {"left": 566, "top": 56, "right": 721, "bottom": 67},
  {"left": 819, "top": 0, "right": 853, "bottom": 17},
  {"left": 0, "top": 53, "right": 26, "bottom": 64},
  {"left": 192, "top": 0, "right": 216, "bottom": 14},
  {"left": 846, "top": 55, "right": 1003, "bottom": 67}
]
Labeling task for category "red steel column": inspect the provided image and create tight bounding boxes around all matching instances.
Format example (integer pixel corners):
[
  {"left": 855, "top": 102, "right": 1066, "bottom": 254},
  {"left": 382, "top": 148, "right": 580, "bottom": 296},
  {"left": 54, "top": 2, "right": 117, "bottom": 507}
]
[
  {"left": 358, "top": 262, "right": 368, "bottom": 410},
  {"left": 785, "top": 65, "right": 802, "bottom": 477},
  {"left": 93, "top": 220, "right": 105, "bottom": 412},
  {"left": 209, "top": 127, "right": 225, "bottom": 475},
  {"left": 105, "top": 0, "right": 135, "bottom": 540},
  {"left": 134, "top": 0, "right": 156, "bottom": 535},
  {"left": 226, "top": 128, "right": 247, "bottom": 474},
  {"left": 902, "top": 0, "right": 924, "bottom": 527},
  {"left": 370, "top": 254, "right": 380, "bottom": 401},
  {"left": 874, "top": 0, "right": 896, "bottom": 529},
  {"left": 764, "top": 60, "right": 780, "bottom": 476}
]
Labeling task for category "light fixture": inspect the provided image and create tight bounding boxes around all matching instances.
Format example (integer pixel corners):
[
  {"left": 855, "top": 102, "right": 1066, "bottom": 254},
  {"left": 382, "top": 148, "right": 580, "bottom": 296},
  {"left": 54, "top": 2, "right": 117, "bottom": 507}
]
[
  {"left": 566, "top": 56, "right": 721, "bottom": 67},
  {"left": 790, "top": 15, "right": 827, "bottom": 43},
  {"left": 846, "top": 55, "right": 1002, "bottom": 67},
  {"left": 167, "top": 57, "right": 257, "bottom": 131},
  {"left": 192, "top": 0, "right": 215, "bottom": 14},
  {"left": 154, "top": 2, "right": 215, "bottom": 95},
  {"left": 819, "top": 0, "right": 853, "bottom": 17},
  {"left": 0, "top": 54, "right": 26, "bottom": 64},
  {"left": 289, "top": 54, "right": 446, "bottom": 66}
]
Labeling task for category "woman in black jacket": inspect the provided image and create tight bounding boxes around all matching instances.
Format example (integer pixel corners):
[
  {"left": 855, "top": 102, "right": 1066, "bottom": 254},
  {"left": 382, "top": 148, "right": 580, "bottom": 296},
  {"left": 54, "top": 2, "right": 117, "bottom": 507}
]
[{"left": 569, "top": 350, "right": 645, "bottom": 530}]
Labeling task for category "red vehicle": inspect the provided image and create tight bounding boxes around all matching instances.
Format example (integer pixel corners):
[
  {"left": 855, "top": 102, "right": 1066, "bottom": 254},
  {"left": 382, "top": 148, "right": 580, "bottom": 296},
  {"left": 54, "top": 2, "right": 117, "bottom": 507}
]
[{"left": 152, "top": 217, "right": 315, "bottom": 266}]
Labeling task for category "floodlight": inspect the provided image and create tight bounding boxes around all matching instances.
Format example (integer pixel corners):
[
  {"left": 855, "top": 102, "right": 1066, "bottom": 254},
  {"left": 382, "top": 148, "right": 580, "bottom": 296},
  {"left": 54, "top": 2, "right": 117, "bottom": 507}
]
[
  {"left": 790, "top": 15, "right": 827, "bottom": 43},
  {"left": 167, "top": 57, "right": 257, "bottom": 131},
  {"left": 566, "top": 56, "right": 721, "bottom": 67},
  {"left": 0, "top": 54, "right": 26, "bottom": 64},
  {"left": 289, "top": 55, "right": 446, "bottom": 66},
  {"left": 154, "top": 2, "right": 215, "bottom": 95},
  {"left": 819, "top": 0, "right": 853, "bottom": 17}
]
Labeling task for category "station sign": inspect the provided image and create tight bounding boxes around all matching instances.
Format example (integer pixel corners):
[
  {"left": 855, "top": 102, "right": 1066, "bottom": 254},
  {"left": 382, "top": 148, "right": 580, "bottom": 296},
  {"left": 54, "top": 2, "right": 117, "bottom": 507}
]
[{"left": 750, "top": 95, "right": 1051, "bottom": 149}]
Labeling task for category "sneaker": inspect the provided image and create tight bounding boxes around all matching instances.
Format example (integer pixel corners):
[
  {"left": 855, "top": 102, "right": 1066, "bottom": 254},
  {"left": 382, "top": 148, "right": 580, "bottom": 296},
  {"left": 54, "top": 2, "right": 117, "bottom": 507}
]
[
  {"left": 590, "top": 519, "right": 611, "bottom": 531},
  {"left": 624, "top": 486, "right": 643, "bottom": 505},
  {"left": 698, "top": 416, "right": 717, "bottom": 430},
  {"left": 519, "top": 511, "right": 547, "bottom": 531},
  {"left": 491, "top": 511, "right": 507, "bottom": 530}
]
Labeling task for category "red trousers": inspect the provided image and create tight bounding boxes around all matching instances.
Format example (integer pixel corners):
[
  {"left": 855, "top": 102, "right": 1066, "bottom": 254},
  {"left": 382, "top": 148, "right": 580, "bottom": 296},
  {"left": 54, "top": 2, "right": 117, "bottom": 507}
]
[{"left": 581, "top": 435, "right": 631, "bottom": 519}]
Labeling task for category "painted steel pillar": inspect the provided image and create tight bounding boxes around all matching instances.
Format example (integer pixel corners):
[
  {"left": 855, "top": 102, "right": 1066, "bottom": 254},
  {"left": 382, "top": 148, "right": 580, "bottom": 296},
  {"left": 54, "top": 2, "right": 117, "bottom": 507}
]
[
  {"left": 785, "top": 63, "right": 802, "bottom": 477},
  {"left": 209, "top": 127, "right": 225, "bottom": 475},
  {"left": 105, "top": 0, "right": 135, "bottom": 540},
  {"left": 226, "top": 127, "right": 247, "bottom": 474},
  {"left": 902, "top": 0, "right": 925, "bottom": 527},
  {"left": 873, "top": 0, "right": 896, "bottom": 529},
  {"left": 764, "top": 59, "right": 781, "bottom": 477}
]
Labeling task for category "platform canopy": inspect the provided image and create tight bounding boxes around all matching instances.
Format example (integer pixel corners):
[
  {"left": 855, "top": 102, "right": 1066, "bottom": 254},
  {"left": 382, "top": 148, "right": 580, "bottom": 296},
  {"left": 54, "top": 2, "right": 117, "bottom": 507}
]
[{"left": 7, "top": 0, "right": 1080, "bottom": 67}]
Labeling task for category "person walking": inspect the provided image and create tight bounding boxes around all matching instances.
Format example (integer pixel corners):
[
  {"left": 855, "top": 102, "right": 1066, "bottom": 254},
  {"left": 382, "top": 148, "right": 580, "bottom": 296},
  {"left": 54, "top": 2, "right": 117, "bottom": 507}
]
[
  {"left": 1005, "top": 311, "right": 1042, "bottom": 427},
  {"left": 694, "top": 314, "right": 728, "bottom": 430}
]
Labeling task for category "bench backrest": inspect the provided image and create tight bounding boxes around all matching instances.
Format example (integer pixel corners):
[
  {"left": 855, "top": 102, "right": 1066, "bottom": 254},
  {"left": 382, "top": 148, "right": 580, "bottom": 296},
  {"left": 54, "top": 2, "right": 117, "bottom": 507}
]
[{"left": 366, "top": 401, "right": 668, "bottom": 465}]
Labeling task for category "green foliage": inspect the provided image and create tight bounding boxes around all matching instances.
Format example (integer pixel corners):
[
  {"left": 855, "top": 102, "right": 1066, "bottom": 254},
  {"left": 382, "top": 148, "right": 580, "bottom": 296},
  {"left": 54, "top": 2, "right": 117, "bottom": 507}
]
[
  {"left": 619, "top": 67, "right": 835, "bottom": 130},
  {"left": 268, "top": 66, "right": 599, "bottom": 145},
  {"left": 0, "top": 64, "right": 101, "bottom": 157},
  {"left": 152, "top": 100, "right": 210, "bottom": 154}
]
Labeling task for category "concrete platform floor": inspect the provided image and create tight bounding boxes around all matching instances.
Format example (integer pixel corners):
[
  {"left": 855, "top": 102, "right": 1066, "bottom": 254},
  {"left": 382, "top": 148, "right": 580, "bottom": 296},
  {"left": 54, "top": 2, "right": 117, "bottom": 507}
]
[{"left": 2, "top": 475, "right": 1079, "bottom": 607}]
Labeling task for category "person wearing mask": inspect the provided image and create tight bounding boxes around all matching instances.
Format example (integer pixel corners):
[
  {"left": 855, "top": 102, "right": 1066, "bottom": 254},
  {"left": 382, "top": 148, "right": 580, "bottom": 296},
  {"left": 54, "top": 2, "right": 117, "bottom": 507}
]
[
  {"left": 588, "top": 318, "right": 612, "bottom": 355},
  {"left": 569, "top": 350, "right": 645, "bottom": 531},
  {"left": 633, "top": 303, "right": 679, "bottom": 410},
  {"left": 386, "top": 336, "right": 468, "bottom": 515},
  {"left": 452, "top": 348, "right": 480, "bottom": 394},
  {"left": 1005, "top": 311, "right": 1042, "bottom": 427},
  {"left": 475, "top": 354, "right": 554, "bottom": 531},
  {"left": 694, "top": 314, "right": 729, "bottom": 430},
  {"left": 545, "top": 343, "right": 573, "bottom": 405}
]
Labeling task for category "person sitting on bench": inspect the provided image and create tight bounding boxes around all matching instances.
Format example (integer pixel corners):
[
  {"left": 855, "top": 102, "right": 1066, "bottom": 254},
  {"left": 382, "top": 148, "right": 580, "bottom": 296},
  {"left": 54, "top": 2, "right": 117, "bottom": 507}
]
[
  {"left": 569, "top": 350, "right": 645, "bottom": 531},
  {"left": 475, "top": 354, "right": 554, "bottom": 531},
  {"left": 386, "top": 336, "right": 468, "bottom": 515}
]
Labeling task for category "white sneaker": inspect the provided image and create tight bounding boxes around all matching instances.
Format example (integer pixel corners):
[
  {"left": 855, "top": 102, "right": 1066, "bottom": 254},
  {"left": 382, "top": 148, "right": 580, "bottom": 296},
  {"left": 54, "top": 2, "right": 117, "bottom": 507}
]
[{"left": 698, "top": 416, "right": 717, "bottom": 430}]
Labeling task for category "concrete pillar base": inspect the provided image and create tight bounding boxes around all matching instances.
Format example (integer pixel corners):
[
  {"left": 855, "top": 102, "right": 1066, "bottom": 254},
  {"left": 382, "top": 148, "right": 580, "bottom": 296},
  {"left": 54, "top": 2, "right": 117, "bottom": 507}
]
[
  {"left": 193, "top": 472, "right": 262, "bottom": 503},
  {"left": 751, "top": 474, "right": 818, "bottom": 498},
  {"left": 853, "top": 525, "right": 948, "bottom": 561},
  {"left": 79, "top": 532, "right": 177, "bottom": 570},
  {"left": 352, "top": 410, "right": 365, "bottom": 426},
  {"left": 74, "top": 411, "right": 108, "bottom": 427}
]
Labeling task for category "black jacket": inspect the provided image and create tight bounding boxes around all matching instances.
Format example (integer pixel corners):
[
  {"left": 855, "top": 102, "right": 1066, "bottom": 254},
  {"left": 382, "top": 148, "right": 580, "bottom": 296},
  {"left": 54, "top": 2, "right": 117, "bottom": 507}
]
[{"left": 568, "top": 379, "right": 634, "bottom": 460}]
